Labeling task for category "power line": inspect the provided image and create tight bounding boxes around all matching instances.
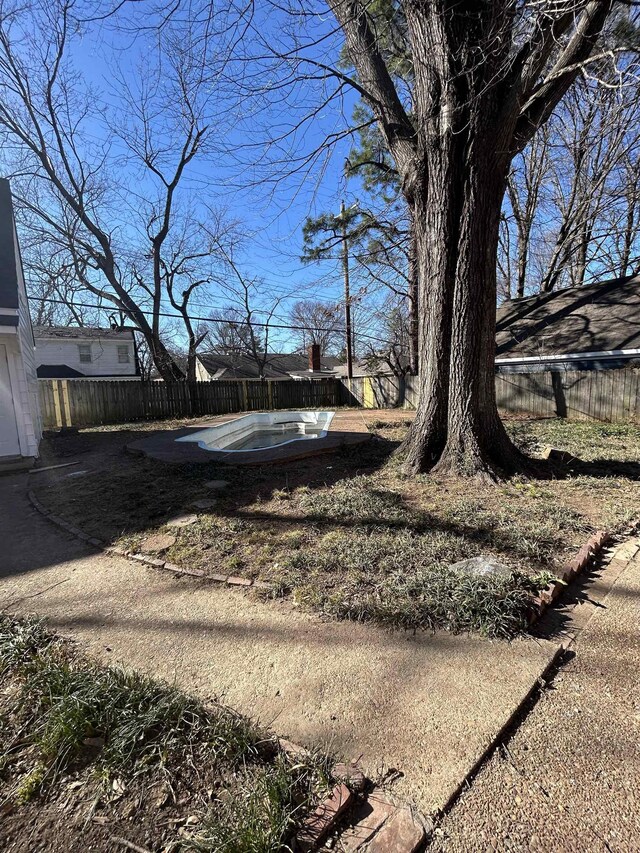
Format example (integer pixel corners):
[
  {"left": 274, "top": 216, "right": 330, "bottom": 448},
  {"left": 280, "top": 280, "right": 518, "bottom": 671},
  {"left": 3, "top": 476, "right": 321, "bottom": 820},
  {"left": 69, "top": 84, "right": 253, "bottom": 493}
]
[{"left": 34, "top": 295, "right": 394, "bottom": 347}]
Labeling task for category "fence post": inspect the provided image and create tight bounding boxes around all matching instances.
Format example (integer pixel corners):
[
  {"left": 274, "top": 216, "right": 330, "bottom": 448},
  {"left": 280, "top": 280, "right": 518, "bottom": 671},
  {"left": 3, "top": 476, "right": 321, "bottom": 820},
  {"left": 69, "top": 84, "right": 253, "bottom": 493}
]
[{"left": 51, "top": 380, "right": 64, "bottom": 428}]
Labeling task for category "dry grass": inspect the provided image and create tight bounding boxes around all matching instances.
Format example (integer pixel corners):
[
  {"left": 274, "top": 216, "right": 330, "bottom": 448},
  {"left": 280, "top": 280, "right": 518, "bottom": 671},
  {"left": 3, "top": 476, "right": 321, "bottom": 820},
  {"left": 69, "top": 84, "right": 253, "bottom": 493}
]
[
  {"left": 0, "top": 616, "right": 331, "bottom": 852},
  {"left": 33, "top": 413, "right": 640, "bottom": 637}
]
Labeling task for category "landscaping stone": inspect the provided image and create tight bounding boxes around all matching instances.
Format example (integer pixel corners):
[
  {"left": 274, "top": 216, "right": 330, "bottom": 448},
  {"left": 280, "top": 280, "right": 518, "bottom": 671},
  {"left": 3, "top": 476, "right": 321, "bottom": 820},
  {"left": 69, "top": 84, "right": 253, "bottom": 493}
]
[
  {"left": 339, "top": 790, "right": 396, "bottom": 851},
  {"left": 333, "top": 762, "right": 367, "bottom": 793},
  {"left": 542, "top": 445, "right": 577, "bottom": 465},
  {"left": 364, "top": 805, "right": 426, "bottom": 852},
  {"left": 297, "top": 783, "right": 353, "bottom": 852},
  {"left": 166, "top": 514, "right": 198, "bottom": 528},
  {"left": 279, "top": 738, "right": 310, "bottom": 759},
  {"left": 204, "top": 480, "right": 230, "bottom": 490},
  {"left": 227, "top": 575, "right": 252, "bottom": 587},
  {"left": 141, "top": 533, "right": 177, "bottom": 553},
  {"left": 106, "top": 545, "right": 127, "bottom": 557},
  {"left": 191, "top": 498, "right": 217, "bottom": 510},
  {"left": 449, "top": 555, "right": 512, "bottom": 578}
]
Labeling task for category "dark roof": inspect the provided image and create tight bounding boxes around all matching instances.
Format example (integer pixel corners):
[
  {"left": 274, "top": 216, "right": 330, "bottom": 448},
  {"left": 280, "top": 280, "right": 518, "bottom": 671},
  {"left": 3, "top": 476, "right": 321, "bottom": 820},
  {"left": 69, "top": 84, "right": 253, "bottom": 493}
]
[
  {"left": 0, "top": 178, "right": 19, "bottom": 312},
  {"left": 198, "top": 352, "right": 340, "bottom": 379},
  {"left": 496, "top": 275, "right": 640, "bottom": 360},
  {"left": 34, "top": 326, "right": 135, "bottom": 340},
  {"left": 37, "top": 364, "right": 86, "bottom": 378}
]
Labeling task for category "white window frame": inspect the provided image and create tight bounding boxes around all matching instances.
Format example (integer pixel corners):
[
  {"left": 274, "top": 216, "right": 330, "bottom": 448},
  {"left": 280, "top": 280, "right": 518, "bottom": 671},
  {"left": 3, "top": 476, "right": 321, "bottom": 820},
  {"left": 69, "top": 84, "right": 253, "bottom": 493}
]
[
  {"left": 117, "top": 344, "right": 130, "bottom": 364},
  {"left": 78, "top": 344, "right": 92, "bottom": 363}
]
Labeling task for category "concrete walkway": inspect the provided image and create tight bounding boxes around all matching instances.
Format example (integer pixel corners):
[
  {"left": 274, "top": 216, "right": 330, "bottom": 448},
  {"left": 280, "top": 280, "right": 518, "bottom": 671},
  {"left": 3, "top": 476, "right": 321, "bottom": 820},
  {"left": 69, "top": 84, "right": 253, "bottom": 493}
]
[
  {"left": 0, "top": 473, "right": 559, "bottom": 815},
  {"left": 431, "top": 538, "right": 640, "bottom": 851}
]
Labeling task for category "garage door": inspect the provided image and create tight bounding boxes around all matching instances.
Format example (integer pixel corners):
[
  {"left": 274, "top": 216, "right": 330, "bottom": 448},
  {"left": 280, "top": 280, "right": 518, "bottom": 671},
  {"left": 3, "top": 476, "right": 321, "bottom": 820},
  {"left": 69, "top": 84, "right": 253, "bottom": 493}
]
[{"left": 0, "top": 343, "right": 21, "bottom": 457}]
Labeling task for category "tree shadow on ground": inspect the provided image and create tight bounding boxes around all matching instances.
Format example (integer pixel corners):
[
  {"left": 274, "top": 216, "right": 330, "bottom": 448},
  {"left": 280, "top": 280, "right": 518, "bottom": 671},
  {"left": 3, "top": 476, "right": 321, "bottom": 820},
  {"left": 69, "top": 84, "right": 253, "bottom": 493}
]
[{"left": 30, "top": 424, "right": 640, "bottom": 585}]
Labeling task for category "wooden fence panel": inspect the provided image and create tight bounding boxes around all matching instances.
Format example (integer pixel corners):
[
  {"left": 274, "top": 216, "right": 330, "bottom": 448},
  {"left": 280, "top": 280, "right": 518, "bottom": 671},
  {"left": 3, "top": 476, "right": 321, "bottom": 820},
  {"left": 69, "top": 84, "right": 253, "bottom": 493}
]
[
  {"left": 336, "top": 368, "right": 640, "bottom": 423},
  {"left": 38, "top": 378, "right": 343, "bottom": 428},
  {"left": 38, "top": 369, "right": 640, "bottom": 429}
]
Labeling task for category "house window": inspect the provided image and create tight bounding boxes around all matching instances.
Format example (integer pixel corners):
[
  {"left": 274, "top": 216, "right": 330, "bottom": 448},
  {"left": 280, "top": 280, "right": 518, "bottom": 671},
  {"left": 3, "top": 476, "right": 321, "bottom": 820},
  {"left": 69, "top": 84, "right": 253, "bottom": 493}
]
[
  {"left": 117, "top": 345, "right": 130, "bottom": 364},
  {"left": 78, "top": 344, "right": 92, "bottom": 363}
]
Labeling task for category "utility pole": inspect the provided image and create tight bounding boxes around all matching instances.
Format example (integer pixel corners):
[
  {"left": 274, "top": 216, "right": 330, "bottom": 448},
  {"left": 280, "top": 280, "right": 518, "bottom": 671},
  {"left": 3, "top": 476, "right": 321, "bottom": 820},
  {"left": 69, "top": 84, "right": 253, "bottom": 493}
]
[{"left": 340, "top": 200, "right": 354, "bottom": 380}]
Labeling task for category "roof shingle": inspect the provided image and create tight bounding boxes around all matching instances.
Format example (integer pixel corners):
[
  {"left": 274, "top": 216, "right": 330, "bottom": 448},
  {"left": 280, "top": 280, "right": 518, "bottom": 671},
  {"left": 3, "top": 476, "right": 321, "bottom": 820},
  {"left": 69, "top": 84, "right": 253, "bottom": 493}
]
[{"left": 496, "top": 275, "right": 640, "bottom": 359}]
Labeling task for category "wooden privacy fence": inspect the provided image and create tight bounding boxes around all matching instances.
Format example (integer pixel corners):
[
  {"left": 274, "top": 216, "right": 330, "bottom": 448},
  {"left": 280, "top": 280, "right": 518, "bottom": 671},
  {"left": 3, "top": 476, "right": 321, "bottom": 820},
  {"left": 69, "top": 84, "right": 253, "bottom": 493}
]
[
  {"left": 39, "top": 378, "right": 341, "bottom": 428},
  {"left": 340, "top": 368, "right": 640, "bottom": 423}
]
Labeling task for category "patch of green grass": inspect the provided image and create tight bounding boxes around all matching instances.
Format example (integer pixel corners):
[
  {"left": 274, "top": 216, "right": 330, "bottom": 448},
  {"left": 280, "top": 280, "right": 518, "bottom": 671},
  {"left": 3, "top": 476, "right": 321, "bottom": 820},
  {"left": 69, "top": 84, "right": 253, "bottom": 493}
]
[
  {"left": 187, "top": 754, "right": 328, "bottom": 853},
  {"left": 0, "top": 617, "right": 331, "bottom": 851},
  {"left": 507, "top": 418, "right": 640, "bottom": 462},
  {"left": 269, "top": 529, "right": 551, "bottom": 638},
  {"left": 299, "top": 475, "right": 412, "bottom": 526},
  {"left": 0, "top": 616, "right": 263, "bottom": 792}
]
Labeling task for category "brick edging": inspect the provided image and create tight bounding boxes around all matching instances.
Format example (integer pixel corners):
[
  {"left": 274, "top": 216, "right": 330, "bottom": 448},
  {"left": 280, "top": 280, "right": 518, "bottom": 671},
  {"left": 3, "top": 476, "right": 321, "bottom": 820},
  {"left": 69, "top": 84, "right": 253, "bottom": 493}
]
[
  {"left": 528, "top": 519, "right": 639, "bottom": 625},
  {"left": 27, "top": 490, "right": 274, "bottom": 595}
]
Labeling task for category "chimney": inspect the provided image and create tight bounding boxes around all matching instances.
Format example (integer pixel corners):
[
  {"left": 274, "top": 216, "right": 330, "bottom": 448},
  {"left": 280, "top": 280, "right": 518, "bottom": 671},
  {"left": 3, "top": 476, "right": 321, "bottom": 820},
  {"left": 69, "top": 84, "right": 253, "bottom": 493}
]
[{"left": 308, "top": 343, "right": 321, "bottom": 372}]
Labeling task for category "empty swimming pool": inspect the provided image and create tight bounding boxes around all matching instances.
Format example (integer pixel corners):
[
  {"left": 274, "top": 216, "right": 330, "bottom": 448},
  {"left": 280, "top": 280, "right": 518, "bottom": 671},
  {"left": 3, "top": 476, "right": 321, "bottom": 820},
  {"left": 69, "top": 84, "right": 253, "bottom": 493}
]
[{"left": 176, "top": 411, "right": 335, "bottom": 453}]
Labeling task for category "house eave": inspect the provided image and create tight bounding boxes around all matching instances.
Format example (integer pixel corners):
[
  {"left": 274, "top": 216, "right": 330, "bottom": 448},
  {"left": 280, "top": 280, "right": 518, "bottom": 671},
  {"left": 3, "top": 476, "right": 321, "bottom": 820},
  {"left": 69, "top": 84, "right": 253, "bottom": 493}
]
[{"left": 496, "top": 347, "right": 640, "bottom": 366}]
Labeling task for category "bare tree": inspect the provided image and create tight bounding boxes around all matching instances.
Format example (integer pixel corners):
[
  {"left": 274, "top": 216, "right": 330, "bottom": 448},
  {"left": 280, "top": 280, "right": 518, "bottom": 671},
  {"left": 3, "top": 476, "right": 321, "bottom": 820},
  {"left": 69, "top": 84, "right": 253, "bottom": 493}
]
[
  {"left": 207, "top": 249, "right": 283, "bottom": 379},
  {"left": 0, "top": 0, "right": 234, "bottom": 381},
  {"left": 501, "top": 72, "right": 640, "bottom": 297},
  {"left": 208, "top": 306, "right": 262, "bottom": 357},
  {"left": 289, "top": 299, "right": 342, "bottom": 354},
  {"left": 603, "top": 148, "right": 640, "bottom": 278},
  {"left": 362, "top": 293, "right": 412, "bottom": 378},
  {"left": 504, "top": 128, "right": 551, "bottom": 299}
]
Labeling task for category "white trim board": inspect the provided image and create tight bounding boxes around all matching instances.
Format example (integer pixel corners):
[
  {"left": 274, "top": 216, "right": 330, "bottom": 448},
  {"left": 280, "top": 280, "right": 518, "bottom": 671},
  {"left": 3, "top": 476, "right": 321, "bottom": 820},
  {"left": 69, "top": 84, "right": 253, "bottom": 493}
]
[{"left": 495, "top": 347, "right": 640, "bottom": 365}]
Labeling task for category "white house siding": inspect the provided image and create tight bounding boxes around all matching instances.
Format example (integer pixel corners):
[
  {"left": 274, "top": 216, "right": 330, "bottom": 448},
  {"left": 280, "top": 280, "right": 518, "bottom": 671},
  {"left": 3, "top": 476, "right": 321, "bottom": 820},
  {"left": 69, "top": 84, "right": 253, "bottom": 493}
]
[
  {"left": 0, "top": 331, "right": 39, "bottom": 459},
  {"left": 15, "top": 230, "right": 41, "bottom": 455},
  {"left": 35, "top": 335, "right": 137, "bottom": 377},
  {"left": 0, "top": 336, "right": 21, "bottom": 457},
  {"left": 195, "top": 358, "right": 212, "bottom": 381}
]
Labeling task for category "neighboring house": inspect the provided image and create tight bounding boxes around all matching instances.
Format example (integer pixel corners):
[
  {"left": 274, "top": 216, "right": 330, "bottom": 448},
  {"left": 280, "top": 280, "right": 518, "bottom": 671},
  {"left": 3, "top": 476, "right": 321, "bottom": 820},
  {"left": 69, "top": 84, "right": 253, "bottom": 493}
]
[
  {"left": 0, "top": 179, "right": 42, "bottom": 468},
  {"left": 35, "top": 327, "right": 140, "bottom": 379},
  {"left": 196, "top": 346, "right": 341, "bottom": 380},
  {"left": 332, "top": 357, "right": 410, "bottom": 378},
  {"left": 495, "top": 275, "right": 640, "bottom": 372}
]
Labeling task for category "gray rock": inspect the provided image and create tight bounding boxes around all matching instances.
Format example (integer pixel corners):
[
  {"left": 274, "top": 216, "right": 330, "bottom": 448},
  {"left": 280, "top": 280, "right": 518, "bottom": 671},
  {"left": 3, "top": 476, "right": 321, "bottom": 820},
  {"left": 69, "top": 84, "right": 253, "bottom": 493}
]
[
  {"left": 449, "top": 556, "right": 513, "bottom": 578},
  {"left": 191, "top": 498, "right": 217, "bottom": 510},
  {"left": 204, "top": 480, "right": 230, "bottom": 490},
  {"left": 166, "top": 513, "right": 198, "bottom": 528}
]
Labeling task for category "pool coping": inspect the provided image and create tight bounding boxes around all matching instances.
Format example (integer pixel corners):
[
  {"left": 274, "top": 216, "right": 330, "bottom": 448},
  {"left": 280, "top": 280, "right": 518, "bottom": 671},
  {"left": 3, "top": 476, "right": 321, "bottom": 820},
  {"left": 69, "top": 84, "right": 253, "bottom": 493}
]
[{"left": 125, "top": 409, "right": 372, "bottom": 466}]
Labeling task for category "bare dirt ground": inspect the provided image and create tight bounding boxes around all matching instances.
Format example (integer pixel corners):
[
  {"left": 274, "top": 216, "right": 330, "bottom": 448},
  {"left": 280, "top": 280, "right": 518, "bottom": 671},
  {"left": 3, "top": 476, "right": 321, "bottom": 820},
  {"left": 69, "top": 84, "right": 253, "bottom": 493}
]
[
  {"left": 0, "top": 472, "right": 559, "bottom": 816},
  {"left": 430, "top": 538, "right": 640, "bottom": 852}
]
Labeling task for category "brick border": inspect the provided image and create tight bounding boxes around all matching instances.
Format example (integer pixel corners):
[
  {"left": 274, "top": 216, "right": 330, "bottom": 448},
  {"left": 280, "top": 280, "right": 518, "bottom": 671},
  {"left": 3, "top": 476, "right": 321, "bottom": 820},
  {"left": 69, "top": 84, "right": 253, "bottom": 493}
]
[
  {"left": 27, "top": 490, "right": 274, "bottom": 595},
  {"left": 528, "top": 519, "right": 640, "bottom": 625}
]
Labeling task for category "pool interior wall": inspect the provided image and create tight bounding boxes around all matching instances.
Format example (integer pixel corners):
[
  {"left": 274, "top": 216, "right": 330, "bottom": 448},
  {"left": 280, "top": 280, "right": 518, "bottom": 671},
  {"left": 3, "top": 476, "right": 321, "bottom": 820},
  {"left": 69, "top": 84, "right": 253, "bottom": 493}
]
[{"left": 176, "top": 411, "right": 335, "bottom": 453}]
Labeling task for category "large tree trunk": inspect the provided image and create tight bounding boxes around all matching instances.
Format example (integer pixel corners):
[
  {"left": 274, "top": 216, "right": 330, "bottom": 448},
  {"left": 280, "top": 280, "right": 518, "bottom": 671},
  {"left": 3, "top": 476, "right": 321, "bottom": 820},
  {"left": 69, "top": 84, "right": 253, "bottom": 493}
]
[
  {"left": 407, "top": 211, "right": 419, "bottom": 375},
  {"left": 402, "top": 155, "right": 525, "bottom": 478},
  {"left": 401, "top": 5, "right": 527, "bottom": 479}
]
